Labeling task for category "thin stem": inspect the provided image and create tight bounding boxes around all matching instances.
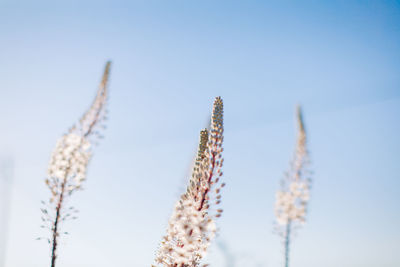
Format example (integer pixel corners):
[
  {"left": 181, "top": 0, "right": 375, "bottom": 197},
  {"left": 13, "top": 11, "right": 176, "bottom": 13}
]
[
  {"left": 50, "top": 180, "right": 66, "bottom": 267},
  {"left": 284, "top": 220, "right": 291, "bottom": 267}
]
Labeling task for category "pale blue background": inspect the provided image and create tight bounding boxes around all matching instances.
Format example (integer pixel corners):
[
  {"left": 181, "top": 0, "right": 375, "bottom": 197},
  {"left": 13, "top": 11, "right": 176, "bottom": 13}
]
[{"left": 0, "top": 1, "right": 399, "bottom": 266}]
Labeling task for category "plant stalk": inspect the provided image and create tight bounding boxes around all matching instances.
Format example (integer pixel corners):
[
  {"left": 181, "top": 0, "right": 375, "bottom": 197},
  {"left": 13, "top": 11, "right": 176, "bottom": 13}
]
[
  {"left": 50, "top": 180, "right": 66, "bottom": 267},
  {"left": 284, "top": 220, "right": 291, "bottom": 267}
]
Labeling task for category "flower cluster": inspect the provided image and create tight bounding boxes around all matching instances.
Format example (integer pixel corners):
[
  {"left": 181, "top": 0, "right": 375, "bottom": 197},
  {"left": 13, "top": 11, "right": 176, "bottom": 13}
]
[
  {"left": 155, "top": 97, "right": 224, "bottom": 267},
  {"left": 156, "top": 199, "right": 216, "bottom": 266},
  {"left": 46, "top": 133, "right": 91, "bottom": 201},
  {"left": 275, "top": 181, "right": 310, "bottom": 225}
]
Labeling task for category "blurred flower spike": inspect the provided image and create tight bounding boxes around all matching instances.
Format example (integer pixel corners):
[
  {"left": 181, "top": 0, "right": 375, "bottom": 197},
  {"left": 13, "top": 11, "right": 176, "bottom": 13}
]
[
  {"left": 274, "top": 105, "right": 312, "bottom": 267},
  {"left": 40, "top": 61, "right": 111, "bottom": 267}
]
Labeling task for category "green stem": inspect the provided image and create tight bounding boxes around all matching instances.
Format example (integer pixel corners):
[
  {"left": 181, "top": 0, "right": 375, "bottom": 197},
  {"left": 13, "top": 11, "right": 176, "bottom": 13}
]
[
  {"left": 284, "top": 220, "right": 291, "bottom": 267},
  {"left": 50, "top": 181, "right": 65, "bottom": 267}
]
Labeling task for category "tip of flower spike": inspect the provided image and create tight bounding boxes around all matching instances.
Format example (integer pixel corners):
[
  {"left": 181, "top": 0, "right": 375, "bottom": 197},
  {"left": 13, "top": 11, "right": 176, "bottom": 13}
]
[
  {"left": 212, "top": 97, "right": 223, "bottom": 130},
  {"left": 101, "top": 61, "right": 112, "bottom": 88},
  {"left": 296, "top": 105, "right": 305, "bottom": 133}
]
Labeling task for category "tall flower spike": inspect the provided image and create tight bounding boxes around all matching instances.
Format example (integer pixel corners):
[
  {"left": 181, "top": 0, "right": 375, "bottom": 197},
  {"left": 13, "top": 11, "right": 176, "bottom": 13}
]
[
  {"left": 42, "top": 61, "right": 111, "bottom": 267},
  {"left": 155, "top": 97, "right": 225, "bottom": 267},
  {"left": 274, "top": 105, "right": 312, "bottom": 267}
]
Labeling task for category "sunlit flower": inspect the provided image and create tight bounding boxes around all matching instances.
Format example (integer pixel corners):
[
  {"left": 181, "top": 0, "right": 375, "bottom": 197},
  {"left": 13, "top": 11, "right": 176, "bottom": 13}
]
[{"left": 155, "top": 97, "right": 225, "bottom": 267}]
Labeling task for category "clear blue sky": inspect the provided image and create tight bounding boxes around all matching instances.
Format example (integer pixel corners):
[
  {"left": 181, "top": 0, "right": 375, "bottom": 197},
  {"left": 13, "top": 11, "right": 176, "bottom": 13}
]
[{"left": 0, "top": 1, "right": 399, "bottom": 266}]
